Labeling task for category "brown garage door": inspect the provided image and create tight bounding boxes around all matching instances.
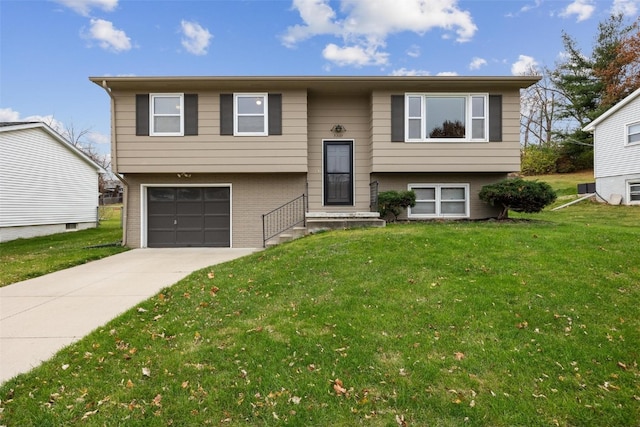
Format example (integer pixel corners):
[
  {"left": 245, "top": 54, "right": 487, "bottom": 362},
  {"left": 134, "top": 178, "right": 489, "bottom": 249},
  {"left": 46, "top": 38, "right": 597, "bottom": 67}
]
[{"left": 147, "top": 187, "right": 230, "bottom": 247}]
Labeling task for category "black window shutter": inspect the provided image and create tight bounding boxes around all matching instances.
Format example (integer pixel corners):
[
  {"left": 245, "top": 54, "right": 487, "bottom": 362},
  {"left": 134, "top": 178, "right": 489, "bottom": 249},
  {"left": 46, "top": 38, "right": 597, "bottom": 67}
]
[
  {"left": 489, "top": 95, "right": 502, "bottom": 142},
  {"left": 268, "top": 93, "right": 282, "bottom": 135},
  {"left": 220, "top": 94, "right": 233, "bottom": 135},
  {"left": 136, "top": 94, "right": 149, "bottom": 136},
  {"left": 184, "top": 94, "right": 198, "bottom": 135},
  {"left": 391, "top": 95, "right": 405, "bottom": 142}
]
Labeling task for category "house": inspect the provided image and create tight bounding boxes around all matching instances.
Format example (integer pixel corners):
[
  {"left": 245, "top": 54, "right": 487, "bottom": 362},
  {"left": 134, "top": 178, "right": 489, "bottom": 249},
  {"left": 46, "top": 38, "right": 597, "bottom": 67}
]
[
  {"left": 583, "top": 87, "right": 640, "bottom": 205},
  {"left": 90, "top": 75, "right": 539, "bottom": 248},
  {"left": 0, "top": 122, "right": 104, "bottom": 242}
]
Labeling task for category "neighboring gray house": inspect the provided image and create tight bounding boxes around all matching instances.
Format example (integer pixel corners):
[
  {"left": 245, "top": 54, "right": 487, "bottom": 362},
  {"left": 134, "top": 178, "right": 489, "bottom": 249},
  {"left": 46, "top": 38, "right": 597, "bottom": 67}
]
[
  {"left": 90, "top": 75, "right": 539, "bottom": 248},
  {"left": 583, "top": 87, "right": 640, "bottom": 205},
  {"left": 0, "top": 122, "right": 104, "bottom": 242}
]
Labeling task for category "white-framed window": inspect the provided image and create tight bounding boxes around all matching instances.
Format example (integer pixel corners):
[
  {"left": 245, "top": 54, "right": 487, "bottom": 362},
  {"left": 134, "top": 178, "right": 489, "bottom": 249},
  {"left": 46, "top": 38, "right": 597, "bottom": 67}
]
[
  {"left": 150, "top": 93, "right": 184, "bottom": 136},
  {"left": 405, "top": 94, "right": 487, "bottom": 142},
  {"left": 626, "top": 122, "right": 640, "bottom": 145},
  {"left": 628, "top": 182, "right": 640, "bottom": 203},
  {"left": 234, "top": 93, "right": 268, "bottom": 136},
  {"left": 408, "top": 184, "right": 470, "bottom": 218}
]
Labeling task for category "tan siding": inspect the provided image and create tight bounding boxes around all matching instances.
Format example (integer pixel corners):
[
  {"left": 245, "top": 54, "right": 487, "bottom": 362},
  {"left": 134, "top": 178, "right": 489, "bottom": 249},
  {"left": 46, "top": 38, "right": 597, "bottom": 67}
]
[
  {"left": 112, "top": 90, "right": 307, "bottom": 174},
  {"left": 372, "top": 172, "right": 508, "bottom": 219},
  {"left": 307, "top": 94, "right": 372, "bottom": 213},
  {"left": 371, "top": 90, "right": 522, "bottom": 173},
  {"left": 123, "top": 173, "right": 306, "bottom": 248}
]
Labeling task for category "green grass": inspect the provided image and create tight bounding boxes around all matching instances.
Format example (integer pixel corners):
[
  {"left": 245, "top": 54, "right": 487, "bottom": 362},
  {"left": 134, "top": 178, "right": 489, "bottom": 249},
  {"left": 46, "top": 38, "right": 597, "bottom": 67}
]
[
  {"left": 0, "top": 206, "right": 127, "bottom": 287},
  {"left": 1, "top": 195, "right": 638, "bottom": 426},
  {"left": 523, "top": 170, "right": 595, "bottom": 196}
]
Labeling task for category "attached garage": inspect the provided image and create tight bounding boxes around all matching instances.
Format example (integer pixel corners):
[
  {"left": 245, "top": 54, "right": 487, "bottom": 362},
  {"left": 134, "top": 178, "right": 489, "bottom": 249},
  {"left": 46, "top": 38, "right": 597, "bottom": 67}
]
[{"left": 146, "top": 186, "right": 230, "bottom": 247}]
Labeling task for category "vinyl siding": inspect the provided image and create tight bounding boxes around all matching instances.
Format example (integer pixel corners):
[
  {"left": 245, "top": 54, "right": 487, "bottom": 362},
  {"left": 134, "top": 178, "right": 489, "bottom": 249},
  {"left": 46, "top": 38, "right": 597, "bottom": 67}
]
[
  {"left": 371, "top": 89, "right": 522, "bottom": 173},
  {"left": 306, "top": 93, "right": 372, "bottom": 212},
  {"left": 593, "top": 95, "right": 640, "bottom": 179},
  {"left": 123, "top": 173, "right": 306, "bottom": 248},
  {"left": 112, "top": 90, "right": 308, "bottom": 173},
  {"left": 0, "top": 127, "right": 99, "bottom": 231}
]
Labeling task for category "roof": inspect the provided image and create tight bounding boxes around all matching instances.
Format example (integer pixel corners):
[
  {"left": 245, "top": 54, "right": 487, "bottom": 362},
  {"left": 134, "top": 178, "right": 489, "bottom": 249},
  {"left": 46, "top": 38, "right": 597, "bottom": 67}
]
[
  {"left": 90, "top": 75, "right": 541, "bottom": 95},
  {"left": 583, "top": 87, "right": 640, "bottom": 132},
  {"left": 0, "top": 122, "right": 107, "bottom": 173}
]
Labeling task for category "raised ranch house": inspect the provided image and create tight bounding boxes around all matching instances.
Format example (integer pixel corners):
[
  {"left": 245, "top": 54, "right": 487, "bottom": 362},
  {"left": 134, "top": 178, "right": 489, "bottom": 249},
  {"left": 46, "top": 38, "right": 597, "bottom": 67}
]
[
  {"left": 583, "top": 87, "right": 640, "bottom": 205},
  {"left": 90, "top": 75, "right": 539, "bottom": 248},
  {"left": 0, "top": 122, "right": 104, "bottom": 242}
]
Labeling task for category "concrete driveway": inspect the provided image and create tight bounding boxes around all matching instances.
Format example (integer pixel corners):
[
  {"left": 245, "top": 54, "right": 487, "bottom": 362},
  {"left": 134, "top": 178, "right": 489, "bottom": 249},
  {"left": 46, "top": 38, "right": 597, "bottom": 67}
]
[{"left": 0, "top": 247, "right": 258, "bottom": 384}]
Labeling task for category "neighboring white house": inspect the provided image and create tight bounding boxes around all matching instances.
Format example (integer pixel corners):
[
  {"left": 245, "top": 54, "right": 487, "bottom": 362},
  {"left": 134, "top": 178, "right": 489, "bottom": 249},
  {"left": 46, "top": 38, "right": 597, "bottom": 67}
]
[
  {"left": 0, "top": 122, "right": 104, "bottom": 242},
  {"left": 583, "top": 88, "right": 640, "bottom": 205}
]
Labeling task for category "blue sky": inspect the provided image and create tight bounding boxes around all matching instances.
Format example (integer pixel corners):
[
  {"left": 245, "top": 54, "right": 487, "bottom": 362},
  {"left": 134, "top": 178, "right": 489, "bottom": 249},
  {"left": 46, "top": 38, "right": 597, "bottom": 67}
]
[{"left": 1, "top": 0, "right": 638, "bottom": 157}]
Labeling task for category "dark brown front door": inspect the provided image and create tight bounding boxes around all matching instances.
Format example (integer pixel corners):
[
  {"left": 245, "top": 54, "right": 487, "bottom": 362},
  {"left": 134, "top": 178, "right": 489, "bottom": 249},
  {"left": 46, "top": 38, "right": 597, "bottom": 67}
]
[
  {"left": 147, "top": 187, "right": 230, "bottom": 247},
  {"left": 324, "top": 141, "right": 353, "bottom": 205}
]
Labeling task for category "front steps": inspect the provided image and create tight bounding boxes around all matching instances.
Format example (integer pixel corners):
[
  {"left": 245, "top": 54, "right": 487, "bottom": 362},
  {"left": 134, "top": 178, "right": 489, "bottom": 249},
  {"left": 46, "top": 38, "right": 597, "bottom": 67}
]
[
  {"left": 305, "top": 212, "right": 385, "bottom": 234},
  {"left": 265, "top": 212, "right": 386, "bottom": 247}
]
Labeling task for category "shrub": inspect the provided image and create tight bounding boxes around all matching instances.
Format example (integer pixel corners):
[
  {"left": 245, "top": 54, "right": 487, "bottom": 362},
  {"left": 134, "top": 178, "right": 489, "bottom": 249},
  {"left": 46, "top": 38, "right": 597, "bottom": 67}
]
[
  {"left": 479, "top": 178, "right": 557, "bottom": 220},
  {"left": 377, "top": 190, "right": 416, "bottom": 221},
  {"left": 521, "top": 146, "right": 559, "bottom": 175}
]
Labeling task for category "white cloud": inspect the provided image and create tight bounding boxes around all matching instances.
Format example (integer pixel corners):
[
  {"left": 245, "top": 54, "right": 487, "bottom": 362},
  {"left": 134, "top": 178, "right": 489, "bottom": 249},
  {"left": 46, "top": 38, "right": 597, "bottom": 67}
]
[
  {"left": 436, "top": 71, "right": 459, "bottom": 76},
  {"left": 282, "top": 0, "right": 340, "bottom": 47},
  {"left": 283, "top": 0, "right": 477, "bottom": 67},
  {"left": 390, "top": 68, "right": 430, "bottom": 76},
  {"left": 87, "top": 19, "right": 132, "bottom": 52},
  {"left": 0, "top": 108, "right": 20, "bottom": 122},
  {"left": 180, "top": 20, "right": 212, "bottom": 55},
  {"left": 469, "top": 57, "right": 487, "bottom": 70},
  {"left": 511, "top": 54, "right": 539, "bottom": 75},
  {"left": 322, "top": 43, "right": 389, "bottom": 66},
  {"left": 407, "top": 45, "right": 421, "bottom": 58},
  {"left": 611, "top": 0, "right": 639, "bottom": 16},
  {"left": 55, "top": 0, "right": 118, "bottom": 16},
  {"left": 560, "top": 0, "right": 595, "bottom": 22}
]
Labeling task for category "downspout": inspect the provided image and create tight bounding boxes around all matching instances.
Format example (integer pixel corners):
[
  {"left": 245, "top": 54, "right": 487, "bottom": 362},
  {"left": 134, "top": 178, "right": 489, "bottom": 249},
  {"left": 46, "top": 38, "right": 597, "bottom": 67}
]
[{"left": 101, "top": 80, "right": 129, "bottom": 247}]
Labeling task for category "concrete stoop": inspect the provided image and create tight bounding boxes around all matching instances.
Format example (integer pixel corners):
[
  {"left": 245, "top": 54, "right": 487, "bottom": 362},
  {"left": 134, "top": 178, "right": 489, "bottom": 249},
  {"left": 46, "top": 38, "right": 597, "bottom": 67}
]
[
  {"left": 307, "top": 212, "right": 386, "bottom": 234},
  {"left": 265, "top": 212, "right": 386, "bottom": 247}
]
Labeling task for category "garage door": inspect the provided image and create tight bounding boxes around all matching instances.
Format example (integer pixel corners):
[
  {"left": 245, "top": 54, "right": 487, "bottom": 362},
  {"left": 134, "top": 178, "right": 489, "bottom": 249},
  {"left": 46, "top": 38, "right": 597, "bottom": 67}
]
[{"left": 147, "top": 187, "right": 230, "bottom": 247}]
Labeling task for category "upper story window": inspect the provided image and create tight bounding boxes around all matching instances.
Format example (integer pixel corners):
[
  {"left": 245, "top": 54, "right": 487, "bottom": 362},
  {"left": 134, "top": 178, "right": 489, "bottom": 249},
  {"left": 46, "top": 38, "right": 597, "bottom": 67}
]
[
  {"left": 150, "top": 94, "right": 184, "bottom": 136},
  {"left": 627, "top": 122, "right": 640, "bottom": 145},
  {"left": 234, "top": 94, "right": 268, "bottom": 136},
  {"left": 405, "top": 94, "right": 488, "bottom": 142}
]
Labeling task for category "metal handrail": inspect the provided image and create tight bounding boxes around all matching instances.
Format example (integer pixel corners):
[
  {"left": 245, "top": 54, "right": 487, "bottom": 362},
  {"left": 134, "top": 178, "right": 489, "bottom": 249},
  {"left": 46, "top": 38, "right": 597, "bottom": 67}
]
[{"left": 262, "top": 194, "right": 306, "bottom": 247}]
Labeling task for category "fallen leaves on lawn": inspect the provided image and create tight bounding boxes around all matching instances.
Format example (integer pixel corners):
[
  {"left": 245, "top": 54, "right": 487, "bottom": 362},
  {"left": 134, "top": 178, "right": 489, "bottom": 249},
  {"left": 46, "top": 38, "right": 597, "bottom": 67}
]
[{"left": 333, "top": 378, "right": 347, "bottom": 396}]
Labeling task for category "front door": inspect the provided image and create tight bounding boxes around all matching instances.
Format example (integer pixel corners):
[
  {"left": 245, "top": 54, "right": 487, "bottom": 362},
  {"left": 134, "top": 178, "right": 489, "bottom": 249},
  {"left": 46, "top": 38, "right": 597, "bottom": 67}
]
[{"left": 324, "top": 141, "right": 353, "bottom": 205}]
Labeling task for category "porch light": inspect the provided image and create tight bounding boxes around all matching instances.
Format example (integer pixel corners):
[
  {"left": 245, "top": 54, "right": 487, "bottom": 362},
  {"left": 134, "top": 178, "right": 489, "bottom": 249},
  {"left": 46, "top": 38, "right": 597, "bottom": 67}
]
[{"left": 331, "top": 124, "right": 346, "bottom": 133}]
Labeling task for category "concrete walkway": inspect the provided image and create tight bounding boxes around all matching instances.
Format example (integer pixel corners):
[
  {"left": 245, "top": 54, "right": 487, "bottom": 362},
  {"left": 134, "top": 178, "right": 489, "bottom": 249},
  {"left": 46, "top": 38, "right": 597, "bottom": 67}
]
[{"left": 0, "top": 247, "right": 258, "bottom": 384}]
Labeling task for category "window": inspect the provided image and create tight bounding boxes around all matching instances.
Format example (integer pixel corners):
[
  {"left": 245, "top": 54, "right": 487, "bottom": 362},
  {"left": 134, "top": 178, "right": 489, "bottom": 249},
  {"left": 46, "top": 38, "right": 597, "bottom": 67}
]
[
  {"left": 627, "top": 122, "right": 640, "bottom": 145},
  {"left": 405, "top": 94, "right": 487, "bottom": 142},
  {"left": 150, "top": 94, "right": 183, "bottom": 136},
  {"left": 629, "top": 182, "right": 640, "bottom": 203},
  {"left": 234, "top": 93, "right": 268, "bottom": 136},
  {"left": 408, "top": 184, "right": 469, "bottom": 218}
]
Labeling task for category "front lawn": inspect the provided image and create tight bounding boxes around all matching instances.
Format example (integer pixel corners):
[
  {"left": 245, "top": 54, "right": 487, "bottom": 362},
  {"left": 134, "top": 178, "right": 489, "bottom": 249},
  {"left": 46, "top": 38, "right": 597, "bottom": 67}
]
[
  {"left": 1, "top": 199, "right": 638, "bottom": 426},
  {"left": 0, "top": 206, "right": 127, "bottom": 287}
]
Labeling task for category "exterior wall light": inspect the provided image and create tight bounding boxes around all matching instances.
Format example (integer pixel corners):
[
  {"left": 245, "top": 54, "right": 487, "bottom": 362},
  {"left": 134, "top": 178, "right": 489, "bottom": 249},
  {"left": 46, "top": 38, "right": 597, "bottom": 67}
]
[{"left": 331, "top": 124, "right": 346, "bottom": 134}]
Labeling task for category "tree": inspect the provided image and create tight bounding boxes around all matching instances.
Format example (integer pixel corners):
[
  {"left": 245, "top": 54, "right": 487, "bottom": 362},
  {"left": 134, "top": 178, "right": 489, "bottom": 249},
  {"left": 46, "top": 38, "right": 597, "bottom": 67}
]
[
  {"left": 520, "top": 71, "right": 559, "bottom": 149},
  {"left": 479, "top": 178, "right": 556, "bottom": 220},
  {"left": 596, "top": 17, "right": 640, "bottom": 106}
]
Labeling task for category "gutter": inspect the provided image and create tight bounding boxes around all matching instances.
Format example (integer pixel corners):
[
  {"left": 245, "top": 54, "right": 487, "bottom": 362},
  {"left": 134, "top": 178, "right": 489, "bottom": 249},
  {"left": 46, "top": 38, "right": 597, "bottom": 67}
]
[{"left": 100, "top": 79, "right": 129, "bottom": 247}]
